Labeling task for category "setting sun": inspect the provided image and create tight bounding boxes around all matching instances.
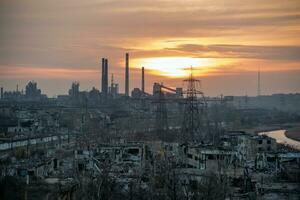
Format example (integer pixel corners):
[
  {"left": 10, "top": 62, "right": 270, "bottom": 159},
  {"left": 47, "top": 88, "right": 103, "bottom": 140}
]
[{"left": 133, "top": 57, "right": 215, "bottom": 78}]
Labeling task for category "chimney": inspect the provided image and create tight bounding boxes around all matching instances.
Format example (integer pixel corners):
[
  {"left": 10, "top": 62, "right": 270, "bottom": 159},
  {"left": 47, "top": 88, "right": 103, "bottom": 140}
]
[
  {"left": 104, "top": 58, "right": 108, "bottom": 95},
  {"left": 101, "top": 58, "right": 108, "bottom": 96},
  {"left": 142, "top": 67, "right": 145, "bottom": 93},
  {"left": 0, "top": 87, "right": 3, "bottom": 99},
  {"left": 101, "top": 58, "right": 105, "bottom": 93},
  {"left": 125, "top": 53, "right": 129, "bottom": 96}
]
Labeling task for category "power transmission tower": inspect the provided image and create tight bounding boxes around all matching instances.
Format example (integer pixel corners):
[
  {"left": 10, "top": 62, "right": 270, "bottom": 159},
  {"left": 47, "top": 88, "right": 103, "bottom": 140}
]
[
  {"left": 76, "top": 96, "right": 89, "bottom": 149},
  {"left": 154, "top": 84, "right": 168, "bottom": 141},
  {"left": 181, "top": 67, "right": 207, "bottom": 142}
]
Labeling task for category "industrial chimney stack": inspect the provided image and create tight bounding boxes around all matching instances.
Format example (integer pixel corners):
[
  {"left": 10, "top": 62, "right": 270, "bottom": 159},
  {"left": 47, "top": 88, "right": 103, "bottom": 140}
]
[
  {"left": 0, "top": 87, "right": 3, "bottom": 99},
  {"left": 101, "top": 58, "right": 105, "bottom": 93},
  {"left": 101, "top": 58, "right": 108, "bottom": 96},
  {"left": 125, "top": 53, "right": 129, "bottom": 96},
  {"left": 104, "top": 58, "right": 108, "bottom": 95},
  {"left": 142, "top": 67, "right": 145, "bottom": 93}
]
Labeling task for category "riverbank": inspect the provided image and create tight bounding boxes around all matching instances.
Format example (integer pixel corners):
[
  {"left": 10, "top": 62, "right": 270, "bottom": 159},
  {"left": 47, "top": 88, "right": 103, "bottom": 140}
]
[
  {"left": 238, "top": 123, "right": 300, "bottom": 137},
  {"left": 285, "top": 127, "right": 300, "bottom": 142},
  {"left": 259, "top": 130, "right": 300, "bottom": 151}
]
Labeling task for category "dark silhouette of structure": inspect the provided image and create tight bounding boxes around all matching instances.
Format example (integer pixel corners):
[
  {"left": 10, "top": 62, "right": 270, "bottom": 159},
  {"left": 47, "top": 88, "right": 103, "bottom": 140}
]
[
  {"left": 69, "top": 82, "right": 80, "bottom": 98},
  {"left": 181, "top": 67, "right": 207, "bottom": 142},
  {"left": 257, "top": 66, "right": 261, "bottom": 97},
  {"left": 109, "top": 74, "right": 119, "bottom": 98},
  {"left": 142, "top": 67, "right": 145, "bottom": 93},
  {"left": 101, "top": 58, "right": 105, "bottom": 93},
  {"left": 153, "top": 83, "right": 181, "bottom": 141},
  {"left": 25, "top": 81, "right": 41, "bottom": 98},
  {"left": 101, "top": 58, "right": 108, "bottom": 96},
  {"left": 154, "top": 84, "right": 168, "bottom": 141},
  {"left": 0, "top": 87, "right": 3, "bottom": 99},
  {"left": 125, "top": 53, "right": 129, "bottom": 97}
]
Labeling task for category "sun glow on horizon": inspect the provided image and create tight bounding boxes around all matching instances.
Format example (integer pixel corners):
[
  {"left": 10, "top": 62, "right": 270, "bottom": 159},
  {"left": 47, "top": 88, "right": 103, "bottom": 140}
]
[{"left": 133, "top": 57, "right": 216, "bottom": 78}]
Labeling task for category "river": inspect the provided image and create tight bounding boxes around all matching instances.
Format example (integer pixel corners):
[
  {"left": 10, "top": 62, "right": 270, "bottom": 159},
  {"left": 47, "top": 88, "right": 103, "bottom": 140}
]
[{"left": 259, "top": 130, "right": 300, "bottom": 150}]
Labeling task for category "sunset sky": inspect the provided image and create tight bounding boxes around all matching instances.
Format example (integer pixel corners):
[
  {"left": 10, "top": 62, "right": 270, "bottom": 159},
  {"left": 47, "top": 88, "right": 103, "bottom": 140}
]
[{"left": 0, "top": 0, "right": 300, "bottom": 97}]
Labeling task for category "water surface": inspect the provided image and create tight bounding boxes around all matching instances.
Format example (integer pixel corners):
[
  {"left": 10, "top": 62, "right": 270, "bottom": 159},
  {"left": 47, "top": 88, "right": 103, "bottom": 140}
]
[{"left": 259, "top": 130, "right": 300, "bottom": 150}]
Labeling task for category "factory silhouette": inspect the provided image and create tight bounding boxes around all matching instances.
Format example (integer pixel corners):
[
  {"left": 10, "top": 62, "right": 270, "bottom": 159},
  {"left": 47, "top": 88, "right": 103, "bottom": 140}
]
[{"left": 0, "top": 52, "right": 300, "bottom": 199}]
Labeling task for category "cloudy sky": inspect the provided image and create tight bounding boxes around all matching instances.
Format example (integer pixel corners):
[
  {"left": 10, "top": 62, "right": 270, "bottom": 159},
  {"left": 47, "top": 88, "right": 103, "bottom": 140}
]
[{"left": 0, "top": 0, "right": 300, "bottom": 97}]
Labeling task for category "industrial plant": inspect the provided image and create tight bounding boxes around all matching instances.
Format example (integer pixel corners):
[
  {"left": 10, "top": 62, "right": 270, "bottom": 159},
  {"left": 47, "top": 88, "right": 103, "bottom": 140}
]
[{"left": 0, "top": 52, "right": 299, "bottom": 200}]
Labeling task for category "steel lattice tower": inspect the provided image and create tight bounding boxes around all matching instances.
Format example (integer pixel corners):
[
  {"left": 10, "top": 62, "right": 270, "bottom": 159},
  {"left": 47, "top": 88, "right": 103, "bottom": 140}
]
[
  {"left": 181, "top": 67, "right": 207, "bottom": 142},
  {"left": 155, "top": 85, "right": 168, "bottom": 141}
]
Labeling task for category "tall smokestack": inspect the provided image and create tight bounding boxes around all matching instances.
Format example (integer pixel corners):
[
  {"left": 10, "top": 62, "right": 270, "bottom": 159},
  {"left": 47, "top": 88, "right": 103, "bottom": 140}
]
[
  {"left": 104, "top": 58, "right": 108, "bottom": 95},
  {"left": 257, "top": 66, "right": 261, "bottom": 97},
  {"left": 101, "top": 58, "right": 105, "bottom": 93},
  {"left": 142, "top": 67, "right": 145, "bottom": 93},
  {"left": 101, "top": 58, "right": 108, "bottom": 96},
  {"left": 125, "top": 53, "right": 129, "bottom": 96},
  {"left": 0, "top": 87, "right": 3, "bottom": 99}
]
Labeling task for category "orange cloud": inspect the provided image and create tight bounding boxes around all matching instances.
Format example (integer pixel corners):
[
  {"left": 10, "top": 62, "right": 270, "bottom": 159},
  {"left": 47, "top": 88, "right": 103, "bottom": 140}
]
[{"left": 0, "top": 65, "right": 98, "bottom": 80}]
